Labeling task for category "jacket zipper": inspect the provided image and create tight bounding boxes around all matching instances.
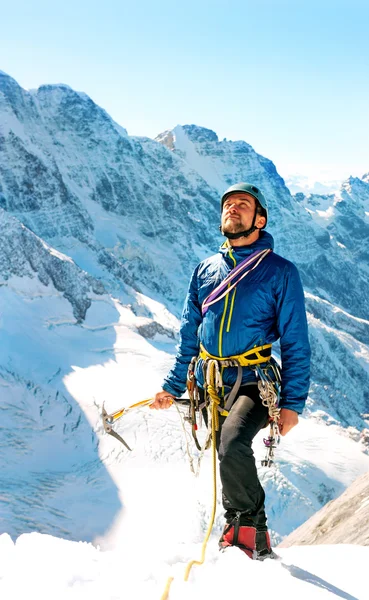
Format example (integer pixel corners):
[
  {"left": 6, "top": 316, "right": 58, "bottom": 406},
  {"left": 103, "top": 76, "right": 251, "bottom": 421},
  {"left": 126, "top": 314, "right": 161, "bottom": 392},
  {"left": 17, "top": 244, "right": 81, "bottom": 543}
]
[{"left": 218, "top": 248, "right": 237, "bottom": 356}]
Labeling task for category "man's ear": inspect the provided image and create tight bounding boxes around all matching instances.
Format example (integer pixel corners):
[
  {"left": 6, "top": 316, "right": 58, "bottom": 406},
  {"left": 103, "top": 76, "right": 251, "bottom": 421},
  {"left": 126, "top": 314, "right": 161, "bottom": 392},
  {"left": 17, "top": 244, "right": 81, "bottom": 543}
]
[{"left": 256, "top": 214, "right": 266, "bottom": 229}]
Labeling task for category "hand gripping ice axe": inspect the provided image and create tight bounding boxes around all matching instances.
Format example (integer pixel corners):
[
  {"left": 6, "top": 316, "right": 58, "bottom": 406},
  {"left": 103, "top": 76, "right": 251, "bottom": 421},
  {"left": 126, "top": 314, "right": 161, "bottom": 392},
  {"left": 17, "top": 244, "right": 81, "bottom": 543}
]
[{"left": 101, "top": 397, "right": 194, "bottom": 451}]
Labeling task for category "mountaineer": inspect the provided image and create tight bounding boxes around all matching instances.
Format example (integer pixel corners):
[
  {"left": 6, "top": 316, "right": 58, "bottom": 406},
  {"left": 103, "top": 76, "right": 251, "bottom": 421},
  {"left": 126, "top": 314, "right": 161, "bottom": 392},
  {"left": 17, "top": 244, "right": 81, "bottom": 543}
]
[{"left": 151, "top": 182, "right": 310, "bottom": 559}]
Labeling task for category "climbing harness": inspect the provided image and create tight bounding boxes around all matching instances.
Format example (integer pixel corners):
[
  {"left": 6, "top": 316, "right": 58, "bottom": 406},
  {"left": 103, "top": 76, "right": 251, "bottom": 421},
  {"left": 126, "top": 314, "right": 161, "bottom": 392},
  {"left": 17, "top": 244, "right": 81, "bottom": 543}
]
[{"left": 199, "top": 346, "right": 281, "bottom": 466}]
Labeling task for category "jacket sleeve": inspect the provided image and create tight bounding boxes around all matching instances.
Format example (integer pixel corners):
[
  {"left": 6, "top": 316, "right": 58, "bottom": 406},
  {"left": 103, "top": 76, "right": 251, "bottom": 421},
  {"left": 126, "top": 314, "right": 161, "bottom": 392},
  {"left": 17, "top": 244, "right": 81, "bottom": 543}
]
[
  {"left": 275, "top": 262, "right": 311, "bottom": 414},
  {"left": 162, "top": 265, "right": 203, "bottom": 397}
]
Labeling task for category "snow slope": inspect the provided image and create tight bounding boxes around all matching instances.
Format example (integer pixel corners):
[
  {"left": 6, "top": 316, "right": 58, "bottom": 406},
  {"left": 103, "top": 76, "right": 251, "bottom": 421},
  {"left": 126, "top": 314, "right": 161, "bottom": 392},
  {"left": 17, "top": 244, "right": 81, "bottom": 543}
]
[{"left": 0, "top": 532, "right": 367, "bottom": 600}]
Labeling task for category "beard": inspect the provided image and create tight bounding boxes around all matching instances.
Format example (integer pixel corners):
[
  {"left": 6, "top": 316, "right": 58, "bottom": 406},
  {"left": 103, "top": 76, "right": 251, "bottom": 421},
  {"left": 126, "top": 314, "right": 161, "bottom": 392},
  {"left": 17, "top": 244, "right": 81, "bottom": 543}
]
[{"left": 221, "top": 215, "right": 246, "bottom": 236}]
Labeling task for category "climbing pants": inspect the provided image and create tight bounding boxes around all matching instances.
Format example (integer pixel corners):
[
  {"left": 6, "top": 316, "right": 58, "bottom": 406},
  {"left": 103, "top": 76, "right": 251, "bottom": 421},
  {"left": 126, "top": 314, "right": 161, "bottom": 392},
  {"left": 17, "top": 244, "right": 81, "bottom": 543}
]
[{"left": 200, "top": 383, "right": 269, "bottom": 529}]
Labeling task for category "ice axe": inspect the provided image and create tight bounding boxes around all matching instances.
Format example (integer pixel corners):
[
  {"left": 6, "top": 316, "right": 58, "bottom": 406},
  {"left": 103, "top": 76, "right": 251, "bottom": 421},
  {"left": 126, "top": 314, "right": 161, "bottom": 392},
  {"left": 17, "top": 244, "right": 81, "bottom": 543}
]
[{"left": 101, "top": 398, "right": 156, "bottom": 450}]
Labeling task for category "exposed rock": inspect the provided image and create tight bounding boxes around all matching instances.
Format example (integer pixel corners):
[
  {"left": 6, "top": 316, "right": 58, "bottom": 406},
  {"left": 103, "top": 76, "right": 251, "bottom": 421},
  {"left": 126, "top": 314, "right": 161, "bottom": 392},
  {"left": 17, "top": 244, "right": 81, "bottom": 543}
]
[{"left": 278, "top": 471, "right": 369, "bottom": 546}]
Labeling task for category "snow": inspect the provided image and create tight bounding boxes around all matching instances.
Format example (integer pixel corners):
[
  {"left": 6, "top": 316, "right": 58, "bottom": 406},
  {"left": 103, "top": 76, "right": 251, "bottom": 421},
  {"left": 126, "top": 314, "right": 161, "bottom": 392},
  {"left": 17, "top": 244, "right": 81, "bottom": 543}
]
[
  {"left": 172, "top": 125, "right": 225, "bottom": 192},
  {"left": 305, "top": 292, "right": 369, "bottom": 326},
  {"left": 0, "top": 534, "right": 367, "bottom": 600},
  {"left": 317, "top": 206, "right": 335, "bottom": 219}
]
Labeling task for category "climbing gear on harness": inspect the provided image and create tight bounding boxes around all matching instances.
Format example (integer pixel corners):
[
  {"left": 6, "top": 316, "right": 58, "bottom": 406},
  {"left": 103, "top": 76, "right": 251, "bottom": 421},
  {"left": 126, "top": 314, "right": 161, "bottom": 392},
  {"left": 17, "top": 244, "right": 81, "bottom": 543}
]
[
  {"left": 185, "top": 356, "right": 209, "bottom": 452},
  {"left": 255, "top": 363, "right": 282, "bottom": 467},
  {"left": 201, "top": 248, "right": 272, "bottom": 316}
]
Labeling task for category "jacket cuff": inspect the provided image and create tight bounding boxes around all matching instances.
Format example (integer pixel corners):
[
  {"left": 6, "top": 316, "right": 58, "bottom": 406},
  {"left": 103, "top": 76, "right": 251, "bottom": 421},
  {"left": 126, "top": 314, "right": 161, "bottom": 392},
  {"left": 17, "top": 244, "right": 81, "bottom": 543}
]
[
  {"left": 278, "top": 397, "right": 306, "bottom": 415},
  {"left": 162, "top": 382, "right": 185, "bottom": 398}
]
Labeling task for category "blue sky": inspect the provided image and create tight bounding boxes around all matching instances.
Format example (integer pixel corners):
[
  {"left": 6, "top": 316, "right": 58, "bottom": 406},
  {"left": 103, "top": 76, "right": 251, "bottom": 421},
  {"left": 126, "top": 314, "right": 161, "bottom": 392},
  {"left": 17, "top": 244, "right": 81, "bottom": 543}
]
[{"left": 1, "top": 0, "right": 368, "bottom": 185}]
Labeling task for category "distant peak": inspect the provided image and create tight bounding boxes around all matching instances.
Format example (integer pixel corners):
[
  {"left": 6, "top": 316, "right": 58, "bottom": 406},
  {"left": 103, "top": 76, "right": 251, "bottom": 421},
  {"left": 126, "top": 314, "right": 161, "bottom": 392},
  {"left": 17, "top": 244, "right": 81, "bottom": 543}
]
[
  {"left": 0, "top": 70, "right": 22, "bottom": 90},
  {"left": 342, "top": 175, "right": 365, "bottom": 188},
  {"left": 181, "top": 124, "right": 219, "bottom": 143},
  {"left": 155, "top": 129, "right": 175, "bottom": 150},
  {"left": 38, "top": 83, "right": 74, "bottom": 92},
  {"left": 155, "top": 125, "right": 219, "bottom": 150}
]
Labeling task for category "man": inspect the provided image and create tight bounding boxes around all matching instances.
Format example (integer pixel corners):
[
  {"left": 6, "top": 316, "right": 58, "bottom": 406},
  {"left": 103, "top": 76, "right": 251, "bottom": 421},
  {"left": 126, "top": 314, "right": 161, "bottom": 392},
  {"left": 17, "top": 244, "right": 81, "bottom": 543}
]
[{"left": 151, "top": 182, "right": 310, "bottom": 560}]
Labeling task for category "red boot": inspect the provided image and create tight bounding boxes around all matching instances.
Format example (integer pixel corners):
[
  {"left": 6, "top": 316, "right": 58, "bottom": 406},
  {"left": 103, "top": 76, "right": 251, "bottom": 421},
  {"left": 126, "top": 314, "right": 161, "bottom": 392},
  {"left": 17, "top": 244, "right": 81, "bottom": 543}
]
[
  {"left": 220, "top": 524, "right": 275, "bottom": 560},
  {"left": 219, "top": 523, "right": 257, "bottom": 559}
]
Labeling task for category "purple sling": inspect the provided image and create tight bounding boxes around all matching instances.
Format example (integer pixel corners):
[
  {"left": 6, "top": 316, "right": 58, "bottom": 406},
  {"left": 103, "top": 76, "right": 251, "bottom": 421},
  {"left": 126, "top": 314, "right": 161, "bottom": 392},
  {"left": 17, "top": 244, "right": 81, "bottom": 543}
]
[{"left": 201, "top": 248, "right": 271, "bottom": 316}]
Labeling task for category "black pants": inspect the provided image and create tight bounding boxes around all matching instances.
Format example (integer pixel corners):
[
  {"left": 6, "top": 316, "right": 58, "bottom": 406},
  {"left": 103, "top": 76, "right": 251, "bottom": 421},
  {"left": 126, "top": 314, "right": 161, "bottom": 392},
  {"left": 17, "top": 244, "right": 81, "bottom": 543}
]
[{"left": 200, "top": 384, "right": 269, "bottom": 529}]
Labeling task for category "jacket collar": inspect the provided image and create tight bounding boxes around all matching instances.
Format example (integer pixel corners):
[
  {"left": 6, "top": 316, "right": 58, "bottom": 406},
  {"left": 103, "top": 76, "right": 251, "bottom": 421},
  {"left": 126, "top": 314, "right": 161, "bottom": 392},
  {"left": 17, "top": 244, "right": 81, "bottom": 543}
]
[{"left": 219, "top": 230, "right": 274, "bottom": 265}]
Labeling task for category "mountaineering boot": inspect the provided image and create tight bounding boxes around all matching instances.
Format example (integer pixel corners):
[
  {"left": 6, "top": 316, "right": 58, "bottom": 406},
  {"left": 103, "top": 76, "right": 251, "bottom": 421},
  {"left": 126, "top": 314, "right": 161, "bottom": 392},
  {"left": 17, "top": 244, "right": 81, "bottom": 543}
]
[
  {"left": 255, "top": 530, "right": 277, "bottom": 560},
  {"left": 219, "top": 512, "right": 256, "bottom": 558},
  {"left": 219, "top": 522, "right": 257, "bottom": 559},
  {"left": 219, "top": 520, "right": 276, "bottom": 560}
]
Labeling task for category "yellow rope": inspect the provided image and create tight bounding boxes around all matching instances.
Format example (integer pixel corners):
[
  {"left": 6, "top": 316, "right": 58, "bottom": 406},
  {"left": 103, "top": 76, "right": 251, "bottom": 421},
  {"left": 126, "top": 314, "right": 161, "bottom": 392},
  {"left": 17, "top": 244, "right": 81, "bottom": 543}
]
[
  {"left": 160, "top": 361, "right": 220, "bottom": 598},
  {"left": 160, "top": 577, "right": 174, "bottom": 600},
  {"left": 183, "top": 394, "right": 218, "bottom": 581}
]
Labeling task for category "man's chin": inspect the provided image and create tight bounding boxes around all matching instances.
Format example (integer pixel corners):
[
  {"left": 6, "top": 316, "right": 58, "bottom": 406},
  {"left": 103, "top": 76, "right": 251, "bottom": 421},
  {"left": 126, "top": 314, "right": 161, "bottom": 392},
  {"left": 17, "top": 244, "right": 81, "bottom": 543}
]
[{"left": 222, "top": 225, "right": 244, "bottom": 236}]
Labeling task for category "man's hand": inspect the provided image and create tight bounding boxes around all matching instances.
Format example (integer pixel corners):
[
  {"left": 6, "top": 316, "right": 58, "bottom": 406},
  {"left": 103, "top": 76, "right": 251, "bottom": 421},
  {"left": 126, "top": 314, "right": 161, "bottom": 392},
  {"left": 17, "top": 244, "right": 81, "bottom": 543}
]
[
  {"left": 150, "top": 390, "right": 175, "bottom": 410},
  {"left": 277, "top": 408, "right": 299, "bottom": 436}
]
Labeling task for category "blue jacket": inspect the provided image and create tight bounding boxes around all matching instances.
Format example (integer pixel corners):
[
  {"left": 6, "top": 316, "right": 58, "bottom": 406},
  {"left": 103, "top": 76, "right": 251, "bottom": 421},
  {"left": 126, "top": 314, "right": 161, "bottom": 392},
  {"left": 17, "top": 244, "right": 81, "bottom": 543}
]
[{"left": 163, "top": 231, "right": 310, "bottom": 414}]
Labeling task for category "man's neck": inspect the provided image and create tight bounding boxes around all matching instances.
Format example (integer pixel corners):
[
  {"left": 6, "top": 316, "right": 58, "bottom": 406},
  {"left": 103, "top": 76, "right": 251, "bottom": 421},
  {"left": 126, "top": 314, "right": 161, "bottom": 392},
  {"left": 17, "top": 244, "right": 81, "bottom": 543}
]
[{"left": 228, "top": 229, "right": 261, "bottom": 247}]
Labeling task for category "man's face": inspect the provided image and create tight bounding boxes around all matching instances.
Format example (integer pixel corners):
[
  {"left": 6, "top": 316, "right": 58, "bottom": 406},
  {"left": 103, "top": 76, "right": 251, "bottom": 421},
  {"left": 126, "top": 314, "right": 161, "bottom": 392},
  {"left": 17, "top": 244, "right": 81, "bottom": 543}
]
[{"left": 221, "top": 192, "right": 264, "bottom": 235}]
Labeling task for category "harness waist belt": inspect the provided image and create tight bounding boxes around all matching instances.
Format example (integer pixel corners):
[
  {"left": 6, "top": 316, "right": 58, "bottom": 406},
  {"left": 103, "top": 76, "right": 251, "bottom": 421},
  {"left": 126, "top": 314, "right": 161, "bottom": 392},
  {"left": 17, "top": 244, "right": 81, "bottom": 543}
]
[{"left": 199, "top": 343, "right": 272, "bottom": 366}]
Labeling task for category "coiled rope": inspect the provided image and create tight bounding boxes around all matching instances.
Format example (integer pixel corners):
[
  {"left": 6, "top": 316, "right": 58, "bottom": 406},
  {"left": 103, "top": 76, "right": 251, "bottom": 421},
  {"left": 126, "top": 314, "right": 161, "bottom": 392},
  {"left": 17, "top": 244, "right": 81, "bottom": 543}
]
[{"left": 258, "top": 378, "right": 280, "bottom": 421}]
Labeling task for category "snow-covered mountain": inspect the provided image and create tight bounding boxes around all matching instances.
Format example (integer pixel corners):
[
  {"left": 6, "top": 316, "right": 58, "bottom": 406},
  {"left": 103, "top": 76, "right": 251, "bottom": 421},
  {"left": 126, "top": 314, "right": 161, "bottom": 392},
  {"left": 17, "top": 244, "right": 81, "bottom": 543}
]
[
  {"left": 1, "top": 71, "right": 369, "bottom": 549},
  {"left": 0, "top": 72, "right": 220, "bottom": 309}
]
